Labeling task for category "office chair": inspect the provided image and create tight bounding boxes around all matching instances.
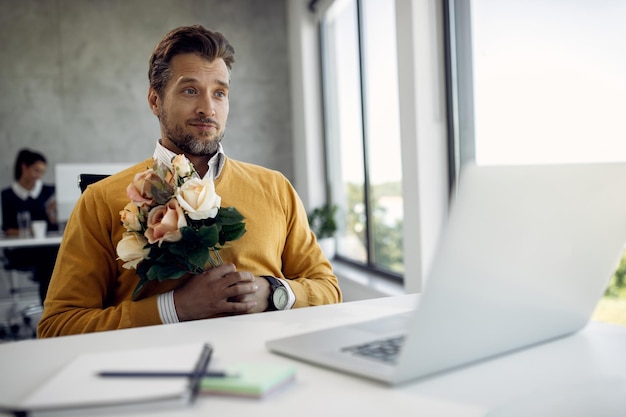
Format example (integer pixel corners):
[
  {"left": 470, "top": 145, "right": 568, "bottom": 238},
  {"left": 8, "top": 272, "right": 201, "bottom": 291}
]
[
  {"left": 78, "top": 174, "right": 110, "bottom": 193},
  {"left": 0, "top": 252, "right": 41, "bottom": 340}
]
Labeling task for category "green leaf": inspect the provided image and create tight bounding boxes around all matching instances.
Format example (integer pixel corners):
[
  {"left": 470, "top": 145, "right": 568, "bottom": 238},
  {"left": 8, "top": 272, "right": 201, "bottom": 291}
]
[
  {"left": 180, "top": 226, "right": 198, "bottom": 241},
  {"left": 150, "top": 182, "right": 174, "bottom": 205},
  {"left": 187, "top": 246, "right": 210, "bottom": 270},
  {"left": 132, "top": 279, "right": 147, "bottom": 300},
  {"left": 198, "top": 224, "right": 219, "bottom": 247},
  {"left": 166, "top": 239, "right": 196, "bottom": 257},
  {"left": 146, "top": 263, "right": 187, "bottom": 282},
  {"left": 217, "top": 207, "right": 245, "bottom": 225},
  {"left": 219, "top": 223, "right": 247, "bottom": 245}
]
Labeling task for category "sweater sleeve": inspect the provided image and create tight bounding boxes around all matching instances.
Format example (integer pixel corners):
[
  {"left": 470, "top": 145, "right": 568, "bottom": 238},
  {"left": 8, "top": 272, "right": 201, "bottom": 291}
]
[
  {"left": 37, "top": 169, "right": 163, "bottom": 337},
  {"left": 278, "top": 177, "right": 342, "bottom": 307}
]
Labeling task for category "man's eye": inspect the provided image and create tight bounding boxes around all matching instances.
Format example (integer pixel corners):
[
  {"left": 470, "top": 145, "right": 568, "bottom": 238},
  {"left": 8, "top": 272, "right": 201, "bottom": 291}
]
[{"left": 183, "top": 88, "right": 197, "bottom": 95}]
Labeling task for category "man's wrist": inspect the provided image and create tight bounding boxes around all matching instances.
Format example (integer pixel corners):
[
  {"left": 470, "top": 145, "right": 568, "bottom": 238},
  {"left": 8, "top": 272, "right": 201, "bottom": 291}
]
[{"left": 261, "top": 276, "right": 295, "bottom": 310}]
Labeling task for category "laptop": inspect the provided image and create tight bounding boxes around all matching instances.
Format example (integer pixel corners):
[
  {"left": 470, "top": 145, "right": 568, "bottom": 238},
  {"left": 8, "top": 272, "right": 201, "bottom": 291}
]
[{"left": 267, "top": 163, "right": 626, "bottom": 385}]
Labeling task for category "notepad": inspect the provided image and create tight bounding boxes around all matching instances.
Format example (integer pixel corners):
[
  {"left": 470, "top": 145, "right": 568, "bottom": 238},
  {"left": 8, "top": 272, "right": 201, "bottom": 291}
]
[
  {"left": 200, "top": 362, "right": 296, "bottom": 398},
  {"left": 2, "top": 342, "right": 209, "bottom": 415}
]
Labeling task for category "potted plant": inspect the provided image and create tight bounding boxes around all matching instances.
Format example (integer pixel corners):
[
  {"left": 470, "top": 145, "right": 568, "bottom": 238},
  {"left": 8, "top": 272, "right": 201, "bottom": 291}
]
[{"left": 308, "top": 204, "right": 337, "bottom": 259}]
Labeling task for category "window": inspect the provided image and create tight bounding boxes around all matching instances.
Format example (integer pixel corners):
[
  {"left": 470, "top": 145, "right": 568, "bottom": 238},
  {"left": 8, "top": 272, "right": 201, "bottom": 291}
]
[
  {"left": 449, "top": 0, "right": 626, "bottom": 325},
  {"left": 320, "top": 0, "right": 404, "bottom": 276},
  {"left": 450, "top": 0, "right": 626, "bottom": 169}
]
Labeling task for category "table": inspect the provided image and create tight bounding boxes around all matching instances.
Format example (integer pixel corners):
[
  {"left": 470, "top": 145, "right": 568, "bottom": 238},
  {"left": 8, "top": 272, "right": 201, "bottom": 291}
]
[
  {"left": 0, "top": 295, "right": 625, "bottom": 417},
  {"left": 0, "top": 233, "right": 63, "bottom": 339},
  {"left": 0, "top": 233, "right": 63, "bottom": 249}
]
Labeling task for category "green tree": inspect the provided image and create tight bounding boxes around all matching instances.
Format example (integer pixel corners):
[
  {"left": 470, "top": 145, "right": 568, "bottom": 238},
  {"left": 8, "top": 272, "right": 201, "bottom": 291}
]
[{"left": 606, "top": 250, "right": 626, "bottom": 298}]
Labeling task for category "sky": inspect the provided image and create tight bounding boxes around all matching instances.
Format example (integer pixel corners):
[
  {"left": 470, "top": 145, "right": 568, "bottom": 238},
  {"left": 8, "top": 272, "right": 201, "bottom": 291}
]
[{"left": 472, "top": 0, "right": 626, "bottom": 165}]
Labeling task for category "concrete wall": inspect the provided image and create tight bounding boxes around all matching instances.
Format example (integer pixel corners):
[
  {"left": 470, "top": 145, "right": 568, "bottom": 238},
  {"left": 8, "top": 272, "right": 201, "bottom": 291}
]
[{"left": 0, "top": 0, "right": 292, "bottom": 191}]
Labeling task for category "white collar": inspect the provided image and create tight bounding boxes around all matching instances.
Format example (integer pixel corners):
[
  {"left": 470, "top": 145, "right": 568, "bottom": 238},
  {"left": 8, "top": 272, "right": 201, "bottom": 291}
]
[
  {"left": 152, "top": 140, "right": 226, "bottom": 180},
  {"left": 11, "top": 179, "right": 43, "bottom": 201}
]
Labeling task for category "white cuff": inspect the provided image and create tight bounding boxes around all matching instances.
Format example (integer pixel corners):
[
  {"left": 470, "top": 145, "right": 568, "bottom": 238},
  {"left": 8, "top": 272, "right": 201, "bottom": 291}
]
[{"left": 157, "top": 290, "right": 180, "bottom": 324}]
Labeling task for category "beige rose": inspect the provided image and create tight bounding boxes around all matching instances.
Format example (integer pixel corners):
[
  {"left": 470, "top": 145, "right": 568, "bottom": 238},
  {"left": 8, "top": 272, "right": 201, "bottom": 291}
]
[
  {"left": 145, "top": 199, "right": 187, "bottom": 245},
  {"left": 176, "top": 178, "right": 221, "bottom": 220},
  {"left": 116, "top": 232, "right": 150, "bottom": 269},
  {"left": 171, "top": 154, "right": 195, "bottom": 183},
  {"left": 119, "top": 202, "right": 143, "bottom": 232}
]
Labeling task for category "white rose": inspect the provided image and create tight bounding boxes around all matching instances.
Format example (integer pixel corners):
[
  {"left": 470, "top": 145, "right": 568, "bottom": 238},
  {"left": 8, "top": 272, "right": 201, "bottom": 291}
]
[
  {"left": 171, "top": 154, "right": 195, "bottom": 182},
  {"left": 176, "top": 178, "right": 221, "bottom": 220},
  {"left": 116, "top": 232, "right": 150, "bottom": 269}
]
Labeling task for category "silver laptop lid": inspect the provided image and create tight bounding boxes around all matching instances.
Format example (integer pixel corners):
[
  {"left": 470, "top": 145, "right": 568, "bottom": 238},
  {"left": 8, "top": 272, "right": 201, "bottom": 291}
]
[{"left": 393, "top": 163, "right": 626, "bottom": 383}]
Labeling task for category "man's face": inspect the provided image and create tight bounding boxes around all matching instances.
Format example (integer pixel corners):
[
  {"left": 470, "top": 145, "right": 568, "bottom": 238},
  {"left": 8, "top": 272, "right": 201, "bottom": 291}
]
[{"left": 148, "top": 53, "right": 230, "bottom": 156}]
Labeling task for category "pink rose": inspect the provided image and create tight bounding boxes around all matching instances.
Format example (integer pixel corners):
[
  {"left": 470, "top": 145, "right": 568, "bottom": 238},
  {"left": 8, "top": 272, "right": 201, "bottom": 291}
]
[
  {"left": 145, "top": 199, "right": 187, "bottom": 245},
  {"left": 127, "top": 169, "right": 174, "bottom": 207}
]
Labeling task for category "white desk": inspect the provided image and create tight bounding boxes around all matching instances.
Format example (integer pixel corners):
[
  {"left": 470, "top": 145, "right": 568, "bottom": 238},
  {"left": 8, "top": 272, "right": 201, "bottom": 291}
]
[
  {"left": 0, "top": 295, "right": 625, "bottom": 417},
  {"left": 0, "top": 233, "right": 62, "bottom": 300},
  {"left": 0, "top": 233, "right": 63, "bottom": 249}
]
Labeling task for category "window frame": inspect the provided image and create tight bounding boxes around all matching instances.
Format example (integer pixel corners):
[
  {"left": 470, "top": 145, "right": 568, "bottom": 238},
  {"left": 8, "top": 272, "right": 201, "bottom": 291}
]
[
  {"left": 288, "top": 0, "right": 451, "bottom": 294},
  {"left": 318, "top": 0, "right": 405, "bottom": 280}
]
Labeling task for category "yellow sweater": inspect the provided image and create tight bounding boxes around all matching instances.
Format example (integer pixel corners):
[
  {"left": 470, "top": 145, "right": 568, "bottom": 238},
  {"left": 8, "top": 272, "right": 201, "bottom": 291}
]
[{"left": 38, "top": 157, "right": 341, "bottom": 337}]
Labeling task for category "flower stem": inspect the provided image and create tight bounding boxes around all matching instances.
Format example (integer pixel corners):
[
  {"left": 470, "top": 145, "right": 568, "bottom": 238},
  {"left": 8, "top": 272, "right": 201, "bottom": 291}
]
[
  {"left": 204, "top": 247, "right": 223, "bottom": 269},
  {"left": 213, "top": 248, "right": 223, "bottom": 265}
]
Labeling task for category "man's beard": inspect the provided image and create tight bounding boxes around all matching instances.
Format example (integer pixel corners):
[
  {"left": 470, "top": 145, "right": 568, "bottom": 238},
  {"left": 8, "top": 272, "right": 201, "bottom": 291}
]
[{"left": 159, "top": 110, "right": 225, "bottom": 156}]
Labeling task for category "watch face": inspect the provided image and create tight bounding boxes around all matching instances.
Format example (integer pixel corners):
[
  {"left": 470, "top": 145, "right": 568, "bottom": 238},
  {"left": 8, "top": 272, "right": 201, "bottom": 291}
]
[{"left": 272, "top": 287, "right": 289, "bottom": 310}]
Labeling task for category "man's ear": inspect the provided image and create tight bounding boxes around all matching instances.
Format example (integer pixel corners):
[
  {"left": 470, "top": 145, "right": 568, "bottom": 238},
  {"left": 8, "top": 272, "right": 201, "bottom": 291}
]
[{"left": 147, "top": 87, "right": 160, "bottom": 116}]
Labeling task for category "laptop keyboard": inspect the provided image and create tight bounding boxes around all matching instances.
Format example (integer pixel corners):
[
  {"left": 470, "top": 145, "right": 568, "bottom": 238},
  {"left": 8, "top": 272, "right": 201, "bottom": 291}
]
[{"left": 341, "top": 335, "right": 406, "bottom": 364}]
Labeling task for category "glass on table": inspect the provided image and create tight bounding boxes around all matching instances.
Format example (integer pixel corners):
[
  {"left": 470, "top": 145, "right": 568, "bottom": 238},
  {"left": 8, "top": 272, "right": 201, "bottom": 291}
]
[{"left": 17, "top": 211, "right": 31, "bottom": 238}]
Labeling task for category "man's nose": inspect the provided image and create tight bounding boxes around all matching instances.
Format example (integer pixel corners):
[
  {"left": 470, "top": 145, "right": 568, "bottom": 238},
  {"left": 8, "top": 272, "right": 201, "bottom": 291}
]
[{"left": 196, "top": 93, "right": 216, "bottom": 117}]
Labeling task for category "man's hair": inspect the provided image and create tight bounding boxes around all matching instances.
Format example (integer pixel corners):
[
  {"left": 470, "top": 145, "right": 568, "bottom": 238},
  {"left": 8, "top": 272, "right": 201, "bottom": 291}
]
[
  {"left": 148, "top": 25, "right": 235, "bottom": 98},
  {"left": 14, "top": 148, "right": 46, "bottom": 180}
]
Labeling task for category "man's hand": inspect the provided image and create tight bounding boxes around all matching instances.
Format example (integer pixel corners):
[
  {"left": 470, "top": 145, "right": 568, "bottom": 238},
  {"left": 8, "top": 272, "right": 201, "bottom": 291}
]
[{"left": 172, "top": 263, "right": 271, "bottom": 321}]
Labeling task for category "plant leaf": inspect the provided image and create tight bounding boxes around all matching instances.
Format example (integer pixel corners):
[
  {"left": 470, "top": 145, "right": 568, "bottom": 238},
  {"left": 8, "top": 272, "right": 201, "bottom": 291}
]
[
  {"left": 217, "top": 207, "right": 245, "bottom": 225},
  {"left": 198, "top": 224, "right": 219, "bottom": 247},
  {"left": 219, "top": 223, "right": 247, "bottom": 245}
]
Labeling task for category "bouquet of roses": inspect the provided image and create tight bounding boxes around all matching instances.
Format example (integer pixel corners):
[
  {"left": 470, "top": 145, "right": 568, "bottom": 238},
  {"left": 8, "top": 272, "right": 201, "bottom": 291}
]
[{"left": 116, "top": 154, "right": 246, "bottom": 299}]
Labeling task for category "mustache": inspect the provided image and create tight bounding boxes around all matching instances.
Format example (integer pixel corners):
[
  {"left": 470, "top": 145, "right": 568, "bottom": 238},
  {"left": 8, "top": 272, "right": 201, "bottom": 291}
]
[{"left": 190, "top": 117, "right": 219, "bottom": 127}]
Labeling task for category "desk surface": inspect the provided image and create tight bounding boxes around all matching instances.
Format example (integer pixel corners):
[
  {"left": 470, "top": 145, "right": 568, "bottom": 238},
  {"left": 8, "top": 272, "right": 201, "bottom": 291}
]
[
  {"left": 0, "top": 233, "right": 63, "bottom": 249},
  {"left": 0, "top": 295, "right": 625, "bottom": 417}
]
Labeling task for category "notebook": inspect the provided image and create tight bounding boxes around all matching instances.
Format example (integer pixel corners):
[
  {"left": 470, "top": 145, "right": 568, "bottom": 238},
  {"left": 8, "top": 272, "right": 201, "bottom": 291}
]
[
  {"left": 1, "top": 342, "right": 210, "bottom": 416},
  {"left": 267, "top": 163, "right": 626, "bottom": 385},
  {"left": 200, "top": 362, "right": 296, "bottom": 398}
]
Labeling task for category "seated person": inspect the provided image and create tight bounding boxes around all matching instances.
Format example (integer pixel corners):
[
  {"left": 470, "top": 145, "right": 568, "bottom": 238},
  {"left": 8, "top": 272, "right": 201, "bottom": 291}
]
[
  {"left": 1, "top": 149, "right": 59, "bottom": 304},
  {"left": 37, "top": 25, "right": 341, "bottom": 337}
]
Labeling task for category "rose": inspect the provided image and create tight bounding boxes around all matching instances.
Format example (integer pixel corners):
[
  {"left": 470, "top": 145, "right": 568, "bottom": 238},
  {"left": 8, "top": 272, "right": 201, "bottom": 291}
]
[
  {"left": 116, "top": 155, "right": 246, "bottom": 300},
  {"left": 127, "top": 169, "right": 174, "bottom": 207},
  {"left": 176, "top": 177, "right": 221, "bottom": 220},
  {"left": 171, "top": 154, "right": 195, "bottom": 183},
  {"left": 145, "top": 199, "right": 187, "bottom": 245},
  {"left": 119, "top": 202, "right": 144, "bottom": 232},
  {"left": 116, "top": 232, "right": 150, "bottom": 269}
]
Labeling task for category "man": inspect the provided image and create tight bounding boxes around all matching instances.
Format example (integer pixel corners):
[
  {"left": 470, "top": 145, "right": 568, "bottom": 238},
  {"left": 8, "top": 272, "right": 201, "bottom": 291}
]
[{"left": 37, "top": 25, "right": 341, "bottom": 337}]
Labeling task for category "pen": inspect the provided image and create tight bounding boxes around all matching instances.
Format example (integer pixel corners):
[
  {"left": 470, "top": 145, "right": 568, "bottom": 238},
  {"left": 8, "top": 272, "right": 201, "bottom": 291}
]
[
  {"left": 98, "top": 370, "right": 233, "bottom": 378},
  {"left": 187, "top": 343, "right": 213, "bottom": 404}
]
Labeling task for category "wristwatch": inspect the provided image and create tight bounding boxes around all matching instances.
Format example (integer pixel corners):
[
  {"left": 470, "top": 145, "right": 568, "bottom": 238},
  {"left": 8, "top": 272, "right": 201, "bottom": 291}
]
[{"left": 262, "top": 276, "right": 289, "bottom": 311}]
